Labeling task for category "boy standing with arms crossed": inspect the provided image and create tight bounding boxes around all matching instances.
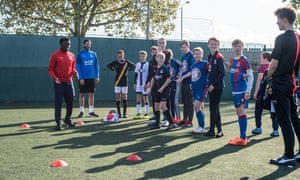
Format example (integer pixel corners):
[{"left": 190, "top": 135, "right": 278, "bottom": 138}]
[
  {"left": 229, "top": 39, "right": 253, "bottom": 146},
  {"left": 107, "top": 50, "right": 135, "bottom": 118},
  {"left": 205, "top": 37, "right": 226, "bottom": 138},
  {"left": 134, "top": 51, "right": 150, "bottom": 119}
]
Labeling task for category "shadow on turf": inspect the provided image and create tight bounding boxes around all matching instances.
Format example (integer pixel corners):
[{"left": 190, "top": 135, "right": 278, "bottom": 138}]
[{"left": 257, "top": 164, "right": 300, "bottom": 179}]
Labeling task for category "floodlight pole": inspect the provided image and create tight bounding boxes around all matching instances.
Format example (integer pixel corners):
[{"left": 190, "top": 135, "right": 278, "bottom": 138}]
[
  {"left": 77, "top": 0, "right": 81, "bottom": 53},
  {"left": 180, "top": 1, "right": 190, "bottom": 40},
  {"left": 146, "top": 0, "right": 150, "bottom": 40}
]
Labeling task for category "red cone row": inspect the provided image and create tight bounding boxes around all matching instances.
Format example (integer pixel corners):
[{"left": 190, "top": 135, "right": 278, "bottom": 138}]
[
  {"left": 50, "top": 160, "right": 68, "bottom": 167},
  {"left": 126, "top": 154, "right": 142, "bottom": 161}
]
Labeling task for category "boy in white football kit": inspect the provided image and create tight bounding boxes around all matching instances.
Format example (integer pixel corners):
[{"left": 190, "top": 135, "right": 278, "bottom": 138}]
[{"left": 134, "top": 51, "right": 150, "bottom": 119}]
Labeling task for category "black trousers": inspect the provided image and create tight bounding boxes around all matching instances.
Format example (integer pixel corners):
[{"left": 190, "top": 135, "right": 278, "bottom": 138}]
[
  {"left": 208, "top": 89, "right": 223, "bottom": 132},
  {"left": 273, "top": 89, "right": 300, "bottom": 158},
  {"left": 54, "top": 82, "right": 74, "bottom": 125},
  {"left": 181, "top": 82, "right": 193, "bottom": 121},
  {"left": 254, "top": 98, "right": 263, "bottom": 128}
]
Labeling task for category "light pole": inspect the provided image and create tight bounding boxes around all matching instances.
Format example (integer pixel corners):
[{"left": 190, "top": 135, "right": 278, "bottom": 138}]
[{"left": 180, "top": 1, "right": 190, "bottom": 40}]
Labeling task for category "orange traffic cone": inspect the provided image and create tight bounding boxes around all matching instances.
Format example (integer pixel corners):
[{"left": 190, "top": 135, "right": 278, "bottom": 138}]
[
  {"left": 76, "top": 121, "right": 85, "bottom": 126},
  {"left": 126, "top": 154, "right": 142, "bottom": 161},
  {"left": 21, "top": 123, "right": 30, "bottom": 128},
  {"left": 50, "top": 160, "right": 68, "bottom": 167}
]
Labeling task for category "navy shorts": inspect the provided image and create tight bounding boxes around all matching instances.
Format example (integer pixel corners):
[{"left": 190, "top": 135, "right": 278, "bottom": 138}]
[
  {"left": 79, "top": 79, "right": 95, "bottom": 93},
  {"left": 192, "top": 88, "right": 207, "bottom": 102},
  {"left": 233, "top": 93, "right": 248, "bottom": 108}
]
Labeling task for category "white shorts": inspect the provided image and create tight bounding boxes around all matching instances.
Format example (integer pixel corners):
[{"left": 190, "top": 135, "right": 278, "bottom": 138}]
[
  {"left": 136, "top": 85, "right": 149, "bottom": 95},
  {"left": 114, "top": 86, "right": 128, "bottom": 94}
]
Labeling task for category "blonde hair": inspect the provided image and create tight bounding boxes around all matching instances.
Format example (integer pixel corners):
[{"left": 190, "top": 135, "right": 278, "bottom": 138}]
[
  {"left": 193, "top": 47, "right": 204, "bottom": 54},
  {"left": 156, "top": 52, "right": 165, "bottom": 59}
]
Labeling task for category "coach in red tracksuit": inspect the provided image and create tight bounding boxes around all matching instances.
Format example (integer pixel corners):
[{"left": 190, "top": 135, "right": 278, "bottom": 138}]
[{"left": 48, "top": 37, "right": 77, "bottom": 130}]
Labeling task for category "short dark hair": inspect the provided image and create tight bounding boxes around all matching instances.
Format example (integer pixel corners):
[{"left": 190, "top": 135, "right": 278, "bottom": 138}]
[
  {"left": 261, "top": 51, "right": 272, "bottom": 62},
  {"left": 83, "top": 39, "right": 91, "bottom": 44},
  {"left": 180, "top": 40, "right": 190, "bottom": 47},
  {"left": 232, "top": 39, "right": 244, "bottom": 47},
  {"left": 59, "top": 37, "right": 70, "bottom": 45},
  {"left": 274, "top": 6, "right": 297, "bottom": 24},
  {"left": 117, "top": 49, "right": 125, "bottom": 55}
]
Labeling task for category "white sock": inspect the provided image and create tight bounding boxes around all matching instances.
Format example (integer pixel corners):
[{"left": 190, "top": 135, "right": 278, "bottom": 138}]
[
  {"left": 145, "top": 104, "right": 149, "bottom": 114},
  {"left": 89, "top": 105, "right": 94, "bottom": 113},
  {"left": 80, "top": 106, "right": 84, "bottom": 113},
  {"left": 136, "top": 103, "right": 141, "bottom": 114}
]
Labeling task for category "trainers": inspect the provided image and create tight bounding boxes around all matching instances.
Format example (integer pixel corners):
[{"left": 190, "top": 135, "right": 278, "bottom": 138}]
[
  {"left": 143, "top": 114, "right": 149, "bottom": 119},
  {"left": 192, "top": 127, "right": 205, "bottom": 134},
  {"left": 77, "top": 112, "right": 84, "bottom": 118},
  {"left": 166, "top": 123, "right": 177, "bottom": 131},
  {"left": 89, "top": 112, "right": 99, "bottom": 117},
  {"left": 252, "top": 128, "right": 262, "bottom": 135},
  {"left": 270, "top": 130, "right": 279, "bottom": 137},
  {"left": 178, "top": 120, "right": 187, "bottom": 126},
  {"left": 215, "top": 131, "right": 224, "bottom": 138},
  {"left": 55, "top": 124, "right": 62, "bottom": 131},
  {"left": 184, "top": 121, "right": 193, "bottom": 128},
  {"left": 172, "top": 117, "right": 181, "bottom": 124},
  {"left": 294, "top": 151, "right": 300, "bottom": 162},
  {"left": 134, "top": 114, "right": 142, "bottom": 119},
  {"left": 270, "top": 156, "right": 296, "bottom": 166},
  {"left": 63, "top": 119, "right": 75, "bottom": 127},
  {"left": 148, "top": 122, "right": 160, "bottom": 129},
  {"left": 228, "top": 137, "right": 248, "bottom": 146},
  {"left": 204, "top": 130, "right": 215, "bottom": 137},
  {"left": 123, "top": 114, "right": 128, "bottom": 118},
  {"left": 161, "top": 120, "right": 169, "bottom": 127}
]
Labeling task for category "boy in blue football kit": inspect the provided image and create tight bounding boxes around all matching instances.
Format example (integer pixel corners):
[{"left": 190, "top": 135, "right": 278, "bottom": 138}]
[
  {"left": 107, "top": 50, "right": 135, "bottom": 118},
  {"left": 134, "top": 51, "right": 150, "bottom": 119},
  {"left": 229, "top": 39, "right": 253, "bottom": 146},
  {"left": 189, "top": 47, "right": 209, "bottom": 134},
  {"left": 76, "top": 39, "right": 100, "bottom": 118}
]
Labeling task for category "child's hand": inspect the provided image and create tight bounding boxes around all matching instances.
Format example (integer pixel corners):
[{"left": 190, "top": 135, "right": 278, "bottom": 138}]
[
  {"left": 253, "top": 92, "right": 257, "bottom": 100},
  {"left": 158, "top": 88, "right": 163, "bottom": 94},
  {"left": 208, "top": 85, "right": 214, "bottom": 93},
  {"left": 243, "top": 73, "right": 248, "bottom": 79},
  {"left": 245, "top": 92, "right": 250, "bottom": 100}
]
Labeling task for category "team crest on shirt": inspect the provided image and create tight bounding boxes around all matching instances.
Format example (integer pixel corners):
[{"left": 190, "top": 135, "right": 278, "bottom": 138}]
[
  {"left": 182, "top": 61, "right": 188, "bottom": 72},
  {"left": 191, "top": 68, "right": 201, "bottom": 82}
]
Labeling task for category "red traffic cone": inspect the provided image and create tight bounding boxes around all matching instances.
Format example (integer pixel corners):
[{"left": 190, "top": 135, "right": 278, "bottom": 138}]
[
  {"left": 21, "top": 123, "right": 30, "bottom": 128},
  {"left": 126, "top": 154, "right": 142, "bottom": 161},
  {"left": 50, "top": 160, "right": 68, "bottom": 167},
  {"left": 76, "top": 121, "right": 85, "bottom": 126}
]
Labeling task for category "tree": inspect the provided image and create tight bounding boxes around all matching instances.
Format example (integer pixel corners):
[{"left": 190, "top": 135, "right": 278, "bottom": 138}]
[
  {"left": 0, "top": 0, "right": 179, "bottom": 38},
  {"left": 282, "top": 0, "right": 300, "bottom": 29}
]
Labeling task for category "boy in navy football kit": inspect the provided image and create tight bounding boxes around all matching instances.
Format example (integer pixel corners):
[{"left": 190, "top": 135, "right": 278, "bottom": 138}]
[
  {"left": 205, "top": 37, "right": 226, "bottom": 138},
  {"left": 134, "top": 51, "right": 150, "bottom": 119},
  {"left": 228, "top": 39, "right": 253, "bottom": 146},
  {"left": 268, "top": 6, "right": 300, "bottom": 166},
  {"left": 252, "top": 52, "right": 279, "bottom": 137},
  {"left": 107, "top": 50, "right": 135, "bottom": 118},
  {"left": 76, "top": 39, "right": 100, "bottom": 118},
  {"left": 189, "top": 47, "right": 209, "bottom": 134},
  {"left": 178, "top": 40, "right": 195, "bottom": 127},
  {"left": 147, "top": 52, "right": 175, "bottom": 130}
]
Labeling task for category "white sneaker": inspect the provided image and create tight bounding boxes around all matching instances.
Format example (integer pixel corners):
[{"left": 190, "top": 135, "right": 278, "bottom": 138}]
[
  {"left": 192, "top": 127, "right": 205, "bottom": 134},
  {"left": 161, "top": 120, "right": 169, "bottom": 127}
]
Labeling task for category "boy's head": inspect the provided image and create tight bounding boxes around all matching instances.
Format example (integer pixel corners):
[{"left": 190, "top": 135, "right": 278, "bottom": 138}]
[
  {"left": 157, "top": 38, "right": 167, "bottom": 51},
  {"left": 155, "top": 52, "right": 166, "bottom": 65},
  {"left": 232, "top": 39, "right": 244, "bottom": 56},
  {"left": 208, "top": 37, "right": 220, "bottom": 53},
  {"left": 117, "top": 49, "right": 125, "bottom": 61},
  {"left": 139, "top": 50, "right": 147, "bottom": 62},
  {"left": 274, "top": 6, "right": 297, "bottom": 29},
  {"left": 260, "top": 51, "right": 272, "bottom": 63},
  {"left": 150, "top": 45, "right": 158, "bottom": 56},
  {"left": 180, "top": 40, "right": 190, "bottom": 54},
  {"left": 193, "top": 47, "right": 204, "bottom": 61},
  {"left": 166, "top": 49, "right": 174, "bottom": 59}
]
